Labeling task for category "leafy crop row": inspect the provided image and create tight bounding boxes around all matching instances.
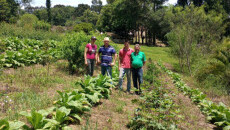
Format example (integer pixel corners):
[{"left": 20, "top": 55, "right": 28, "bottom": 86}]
[
  {"left": 0, "top": 67, "right": 119, "bottom": 130},
  {"left": 158, "top": 62, "right": 230, "bottom": 130},
  {"left": 128, "top": 61, "right": 179, "bottom": 130},
  {"left": 0, "top": 37, "right": 60, "bottom": 68}
]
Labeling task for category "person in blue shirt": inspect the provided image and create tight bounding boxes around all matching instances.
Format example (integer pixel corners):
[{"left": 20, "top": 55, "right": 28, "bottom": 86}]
[{"left": 97, "top": 37, "right": 117, "bottom": 78}]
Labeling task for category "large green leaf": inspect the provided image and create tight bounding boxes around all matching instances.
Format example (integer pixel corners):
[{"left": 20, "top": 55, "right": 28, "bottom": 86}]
[
  {"left": 223, "top": 126, "right": 230, "bottom": 130},
  {"left": 9, "top": 121, "right": 25, "bottom": 130},
  {"left": 0, "top": 119, "right": 9, "bottom": 130},
  {"left": 70, "top": 114, "right": 82, "bottom": 122}
]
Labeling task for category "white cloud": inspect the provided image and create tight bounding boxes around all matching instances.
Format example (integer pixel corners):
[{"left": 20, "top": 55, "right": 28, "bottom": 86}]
[{"left": 166, "top": 0, "right": 177, "bottom": 5}]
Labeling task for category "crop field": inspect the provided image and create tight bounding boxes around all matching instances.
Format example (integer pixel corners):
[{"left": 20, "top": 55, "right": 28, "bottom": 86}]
[
  {"left": 0, "top": 0, "right": 230, "bottom": 129},
  {"left": 0, "top": 33, "right": 229, "bottom": 130}
]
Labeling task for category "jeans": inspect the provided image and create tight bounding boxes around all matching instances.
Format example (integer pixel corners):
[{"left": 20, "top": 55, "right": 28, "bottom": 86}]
[
  {"left": 132, "top": 67, "right": 143, "bottom": 91},
  {"left": 118, "top": 68, "right": 131, "bottom": 92},
  {"left": 87, "top": 59, "right": 95, "bottom": 76},
  {"left": 101, "top": 66, "right": 112, "bottom": 79}
]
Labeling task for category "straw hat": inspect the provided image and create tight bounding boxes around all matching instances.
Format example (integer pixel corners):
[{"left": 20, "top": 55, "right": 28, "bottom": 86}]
[{"left": 103, "top": 37, "right": 110, "bottom": 41}]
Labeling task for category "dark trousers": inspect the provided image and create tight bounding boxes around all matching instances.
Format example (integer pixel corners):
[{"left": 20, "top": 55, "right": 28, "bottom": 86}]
[
  {"left": 101, "top": 66, "right": 112, "bottom": 79},
  {"left": 87, "top": 59, "right": 95, "bottom": 76},
  {"left": 132, "top": 67, "right": 143, "bottom": 92}
]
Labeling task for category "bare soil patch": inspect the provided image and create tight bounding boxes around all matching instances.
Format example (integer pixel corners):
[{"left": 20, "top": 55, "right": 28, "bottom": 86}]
[
  {"left": 70, "top": 89, "right": 138, "bottom": 130},
  {"left": 162, "top": 74, "right": 216, "bottom": 130}
]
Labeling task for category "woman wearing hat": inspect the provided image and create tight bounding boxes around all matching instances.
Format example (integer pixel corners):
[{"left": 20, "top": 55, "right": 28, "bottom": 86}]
[{"left": 84, "top": 36, "right": 97, "bottom": 76}]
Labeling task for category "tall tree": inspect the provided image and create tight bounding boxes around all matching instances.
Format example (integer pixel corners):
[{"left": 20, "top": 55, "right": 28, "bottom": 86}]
[
  {"left": 177, "top": 0, "right": 189, "bottom": 7},
  {"left": 0, "top": 0, "right": 20, "bottom": 22},
  {"left": 33, "top": 8, "right": 48, "bottom": 21},
  {"left": 91, "top": 0, "right": 102, "bottom": 13},
  {"left": 18, "top": 0, "right": 32, "bottom": 7},
  {"left": 80, "top": 9, "right": 99, "bottom": 25},
  {"left": 51, "top": 5, "right": 75, "bottom": 26},
  {"left": 111, "top": 0, "right": 142, "bottom": 38},
  {"left": 0, "top": 0, "right": 10, "bottom": 21},
  {"left": 96, "top": 4, "right": 113, "bottom": 32},
  {"left": 46, "top": 0, "right": 51, "bottom": 23},
  {"left": 136, "top": 0, "right": 168, "bottom": 45},
  {"left": 106, "top": 0, "right": 115, "bottom": 4},
  {"left": 192, "top": 0, "right": 203, "bottom": 6},
  {"left": 221, "top": 0, "right": 230, "bottom": 15},
  {"left": 74, "top": 4, "right": 90, "bottom": 17},
  {"left": 7, "top": 0, "right": 19, "bottom": 17}
]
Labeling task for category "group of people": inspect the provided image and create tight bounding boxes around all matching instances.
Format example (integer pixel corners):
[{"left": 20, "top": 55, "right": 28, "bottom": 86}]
[{"left": 84, "top": 36, "right": 146, "bottom": 94}]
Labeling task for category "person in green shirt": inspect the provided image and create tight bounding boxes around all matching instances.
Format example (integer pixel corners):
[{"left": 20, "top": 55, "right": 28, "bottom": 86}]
[{"left": 131, "top": 44, "right": 146, "bottom": 95}]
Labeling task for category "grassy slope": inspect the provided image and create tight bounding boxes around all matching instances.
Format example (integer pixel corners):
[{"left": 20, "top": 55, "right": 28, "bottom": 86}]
[
  {"left": 115, "top": 43, "right": 230, "bottom": 106},
  {"left": 0, "top": 60, "right": 80, "bottom": 120},
  {"left": 114, "top": 43, "right": 177, "bottom": 65}
]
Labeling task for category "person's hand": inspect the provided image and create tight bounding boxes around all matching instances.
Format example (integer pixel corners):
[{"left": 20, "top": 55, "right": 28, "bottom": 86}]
[
  {"left": 111, "top": 62, "right": 115, "bottom": 66},
  {"left": 118, "top": 67, "right": 120, "bottom": 71},
  {"left": 97, "top": 60, "right": 101, "bottom": 65},
  {"left": 85, "top": 61, "right": 88, "bottom": 66}
]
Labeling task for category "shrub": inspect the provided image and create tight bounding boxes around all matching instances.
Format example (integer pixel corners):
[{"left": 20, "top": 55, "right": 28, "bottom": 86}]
[
  {"left": 61, "top": 31, "right": 117, "bottom": 74},
  {"left": 53, "top": 26, "right": 65, "bottom": 33},
  {"left": 195, "top": 38, "right": 230, "bottom": 92},
  {"left": 166, "top": 5, "right": 226, "bottom": 73},
  {"left": 9, "top": 17, "right": 18, "bottom": 24},
  {"left": 0, "top": 23, "right": 63, "bottom": 41},
  {"left": 33, "top": 21, "right": 51, "bottom": 31},
  {"left": 73, "top": 22, "right": 94, "bottom": 34},
  {"left": 17, "top": 14, "right": 38, "bottom": 27}
]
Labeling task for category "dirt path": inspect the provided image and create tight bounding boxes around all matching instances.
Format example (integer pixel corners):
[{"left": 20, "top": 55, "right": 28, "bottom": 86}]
[
  {"left": 162, "top": 74, "right": 216, "bottom": 130},
  {"left": 70, "top": 72, "right": 216, "bottom": 130},
  {"left": 70, "top": 81, "right": 139, "bottom": 130}
]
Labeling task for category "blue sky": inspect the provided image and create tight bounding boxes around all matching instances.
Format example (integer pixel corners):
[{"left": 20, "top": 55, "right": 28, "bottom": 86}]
[{"left": 31, "top": 0, "right": 177, "bottom": 7}]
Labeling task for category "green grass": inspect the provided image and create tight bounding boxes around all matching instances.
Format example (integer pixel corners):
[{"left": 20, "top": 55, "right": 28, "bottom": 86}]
[
  {"left": 114, "top": 44, "right": 178, "bottom": 65},
  {"left": 0, "top": 61, "right": 80, "bottom": 120}
]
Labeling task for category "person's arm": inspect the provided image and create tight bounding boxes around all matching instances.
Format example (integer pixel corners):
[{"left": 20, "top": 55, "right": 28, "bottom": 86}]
[
  {"left": 143, "top": 53, "right": 146, "bottom": 66},
  {"left": 97, "top": 47, "right": 101, "bottom": 65},
  {"left": 84, "top": 47, "right": 88, "bottom": 66},
  {"left": 95, "top": 46, "right": 98, "bottom": 64},
  {"left": 97, "top": 51, "right": 101, "bottom": 64},
  {"left": 130, "top": 53, "right": 133, "bottom": 68},
  {"left": 143, "top": 61, "right": 146, "bottom": 66},
  {"left": 95, "top": 52, "right": 98, "bottom": 64},
  {"left": 112, "top": 53, "right": 118, "bottom": 66},
  {"left": 111, "top": 48, "right": 117, "bottom": 66},
  {"left": 118, "top": 51, "right": 122, "bottom": 70}
]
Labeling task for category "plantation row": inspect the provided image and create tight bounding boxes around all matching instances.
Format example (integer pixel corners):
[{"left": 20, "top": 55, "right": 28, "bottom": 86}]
[
  {"left": 158, "top": 62, "right": 230, "bottom": 130},
  {"left": 128, "top": 61, "right": 179, "bottom": 130},
  {"left": 0, "top": 67, "right": 119, "bottom": 130},
  {"left": 0, "top": 37, "right": 60, "bottom": 68}
]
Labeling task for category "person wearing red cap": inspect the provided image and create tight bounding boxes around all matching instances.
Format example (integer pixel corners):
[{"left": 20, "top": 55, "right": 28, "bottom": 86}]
[{"left": 84, "top": 36, "right": 97, "bottom": 76}]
